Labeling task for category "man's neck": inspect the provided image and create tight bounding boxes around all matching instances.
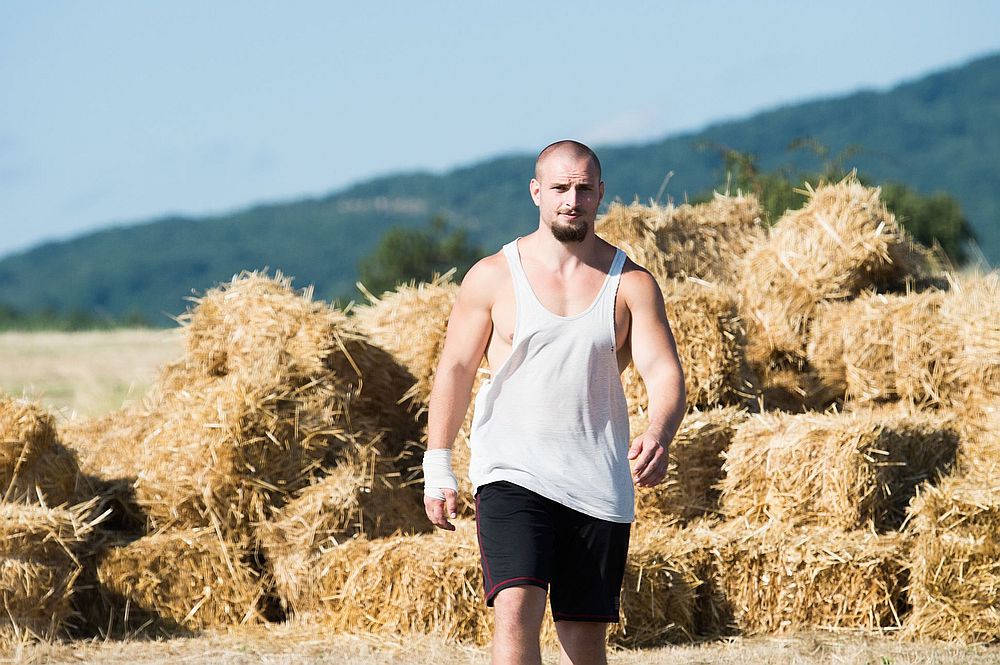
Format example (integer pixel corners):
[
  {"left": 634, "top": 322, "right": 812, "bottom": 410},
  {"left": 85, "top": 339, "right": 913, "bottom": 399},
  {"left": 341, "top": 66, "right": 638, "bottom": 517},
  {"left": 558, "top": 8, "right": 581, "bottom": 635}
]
[{"left": 523, "top": 226, "right": 606, "bottom": 272}]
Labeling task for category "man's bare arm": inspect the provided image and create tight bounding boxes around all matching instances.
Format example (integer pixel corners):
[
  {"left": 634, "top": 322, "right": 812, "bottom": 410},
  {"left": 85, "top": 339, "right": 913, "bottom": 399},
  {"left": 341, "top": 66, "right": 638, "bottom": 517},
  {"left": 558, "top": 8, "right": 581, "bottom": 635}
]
[
  {"left": 624, "top": 268, "right": 686, "bottom": 487},
  {"left": 423, "top": 256, "right": 497, "bottom": 529}
]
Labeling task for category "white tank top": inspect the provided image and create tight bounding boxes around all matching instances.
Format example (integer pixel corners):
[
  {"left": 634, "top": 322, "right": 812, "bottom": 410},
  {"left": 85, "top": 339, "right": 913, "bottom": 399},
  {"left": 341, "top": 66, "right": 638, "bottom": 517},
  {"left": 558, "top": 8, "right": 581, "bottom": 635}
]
[{"left": 468, "top": 237, "right": 634, "bottom": 523}]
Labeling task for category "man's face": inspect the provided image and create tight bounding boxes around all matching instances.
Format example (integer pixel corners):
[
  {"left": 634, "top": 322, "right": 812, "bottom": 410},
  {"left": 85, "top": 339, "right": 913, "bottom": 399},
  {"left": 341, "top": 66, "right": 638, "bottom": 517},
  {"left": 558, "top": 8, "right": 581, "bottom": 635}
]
[{"left": 530, "top": 151, "right": 604, "bottom": 243}]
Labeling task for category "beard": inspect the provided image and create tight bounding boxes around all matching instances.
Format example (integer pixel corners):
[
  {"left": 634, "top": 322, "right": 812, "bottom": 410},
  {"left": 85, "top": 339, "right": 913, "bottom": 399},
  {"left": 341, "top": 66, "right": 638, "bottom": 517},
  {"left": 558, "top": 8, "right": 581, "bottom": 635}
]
[{"left": 551, "top": 217, "right": 589, "bottom": 243}]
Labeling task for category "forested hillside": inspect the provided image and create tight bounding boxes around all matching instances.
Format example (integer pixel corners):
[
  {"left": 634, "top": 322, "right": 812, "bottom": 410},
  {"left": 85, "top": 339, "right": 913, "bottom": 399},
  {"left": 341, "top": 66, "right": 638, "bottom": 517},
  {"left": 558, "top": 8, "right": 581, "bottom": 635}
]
[{"left": 1, "top": 52, "right": 997, "bottom": 325}]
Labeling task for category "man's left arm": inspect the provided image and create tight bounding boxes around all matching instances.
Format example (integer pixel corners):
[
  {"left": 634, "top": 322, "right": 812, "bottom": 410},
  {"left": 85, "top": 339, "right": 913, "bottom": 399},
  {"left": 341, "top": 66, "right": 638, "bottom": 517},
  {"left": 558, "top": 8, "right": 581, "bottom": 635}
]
[{"left": 624, "top": 269, "right": 686, "bottom": 487}]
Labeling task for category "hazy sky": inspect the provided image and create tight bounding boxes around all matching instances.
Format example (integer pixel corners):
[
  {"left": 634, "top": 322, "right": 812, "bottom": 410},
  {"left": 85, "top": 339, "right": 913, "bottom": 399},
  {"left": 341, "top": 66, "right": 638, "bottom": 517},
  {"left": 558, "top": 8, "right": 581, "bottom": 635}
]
[{"left": 2, "top": 2, "right": 999, "bottom": 258}]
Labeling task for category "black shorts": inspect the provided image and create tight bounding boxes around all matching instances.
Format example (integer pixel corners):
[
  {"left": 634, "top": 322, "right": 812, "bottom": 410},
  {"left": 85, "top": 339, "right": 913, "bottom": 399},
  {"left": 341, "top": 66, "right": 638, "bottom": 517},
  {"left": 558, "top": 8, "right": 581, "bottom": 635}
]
[{"left": 474, "top": 480, "right": 631, "bottom": 623}]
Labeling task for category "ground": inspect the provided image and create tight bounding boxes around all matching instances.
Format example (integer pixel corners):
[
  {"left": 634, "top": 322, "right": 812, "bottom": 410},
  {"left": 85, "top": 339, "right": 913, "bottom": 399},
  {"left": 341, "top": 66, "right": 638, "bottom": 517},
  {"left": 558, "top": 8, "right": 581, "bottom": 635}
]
[{"left": 12, "top": 624, "right": 999, "bottom": 664}]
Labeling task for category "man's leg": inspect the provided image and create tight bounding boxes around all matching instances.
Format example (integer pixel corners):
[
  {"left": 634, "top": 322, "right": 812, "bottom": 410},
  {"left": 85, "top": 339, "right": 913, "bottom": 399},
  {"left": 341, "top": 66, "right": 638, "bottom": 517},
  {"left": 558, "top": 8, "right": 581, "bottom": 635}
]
[
  {"left": 554, "top": 621, "right": 608, "bottom": 665},
  {"left": 491, "top": 585, "right": 548, "bottom": 665}
]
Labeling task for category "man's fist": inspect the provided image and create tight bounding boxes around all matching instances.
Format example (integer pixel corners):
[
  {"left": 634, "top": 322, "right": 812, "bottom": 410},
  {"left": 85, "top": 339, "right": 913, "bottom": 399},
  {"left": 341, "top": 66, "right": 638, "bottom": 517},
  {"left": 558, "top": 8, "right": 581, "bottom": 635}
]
[
  {"left": 424, "top": 489, "right": 458, "bottom": 531},
  {"left": 627, "top": 432, "right": 669, "bottom": 487}
]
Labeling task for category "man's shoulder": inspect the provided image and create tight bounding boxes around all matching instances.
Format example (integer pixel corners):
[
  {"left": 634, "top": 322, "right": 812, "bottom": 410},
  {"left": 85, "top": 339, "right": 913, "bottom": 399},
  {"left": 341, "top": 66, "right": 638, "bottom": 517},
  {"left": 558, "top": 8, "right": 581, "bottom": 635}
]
[
  {"left": 457, "top": 249, "right": 510, "bottom": 306},
  {"left": 618, "top": 257, "right": 662, "bottom": 304}
]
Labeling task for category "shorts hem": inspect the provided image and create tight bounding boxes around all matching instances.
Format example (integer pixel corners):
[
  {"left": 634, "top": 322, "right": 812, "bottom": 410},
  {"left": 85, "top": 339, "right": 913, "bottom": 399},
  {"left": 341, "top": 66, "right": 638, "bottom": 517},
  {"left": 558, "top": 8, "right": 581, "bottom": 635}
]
[
  {"left": 552, "top": 611, "right": 620, "bottom": 623},
  {"left": 485, "top": 577, "right": 548, "bottom": 606}
]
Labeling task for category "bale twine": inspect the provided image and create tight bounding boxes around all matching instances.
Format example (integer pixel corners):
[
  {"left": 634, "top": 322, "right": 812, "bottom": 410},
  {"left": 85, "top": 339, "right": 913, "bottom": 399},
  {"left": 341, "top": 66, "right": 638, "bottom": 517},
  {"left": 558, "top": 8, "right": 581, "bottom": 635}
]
[
  {"left": 716, "top": 523, "right": 907, "bottom": 634},
  {"left": 903, "top": 475, "right": 1000, "bottom": 643},
  {"left": 738, "top": 174, "right": 933, "bottom": 369},
  {"left": 633, "top": 406, "right": 748, "bottom": 522},
  {"left": 719, "top": 407, "right": 959, "bottom": 531},
  {"left": 260, "top": 457, "right": 430, "bottom": 613},
  {"left": 621, "top": 279, "right": 757, "bottom": 413},
  {"left": 94, "top": 528, "right": 264, "bottom": 632},
  {"left": 0, "top": 396, "right": 80, "bottom": 506},
  {"left": 0, "top": 502, "right": 95, "bottom": 645}
]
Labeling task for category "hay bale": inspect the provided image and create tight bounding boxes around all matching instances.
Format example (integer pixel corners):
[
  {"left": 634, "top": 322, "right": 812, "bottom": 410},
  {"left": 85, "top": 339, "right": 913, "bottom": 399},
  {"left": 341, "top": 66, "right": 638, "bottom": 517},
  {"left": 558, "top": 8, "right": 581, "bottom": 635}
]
[
  {"left": 0, "top": 396, "right": 80, "bottom": 506},
  {"left": 595, "top": 202, "right": 671, "bottom": 279},
  {"left": 261, "top": 458, "right": 430, "bottom": 612},
  {"left": 596, "top": 194, "right": 765, "bottom": 285},
  {"left": 622, "top": 279, "right": 757, "bottom": 412},
  {"left": 623, "top": 519, "right": 742, "bottom": 638},
  {"left": 716, "top": 523, "right": 906, "bottom": 634},
  {"left": 0, "top": 503, "right": 96, "bottom": 644},
  {"left": 94, "top": 528, "right": 264, "bottom": 631},
  {"left": 287, "top": 519, "right": 495, "bottom": 644},
  {"left": 634, "top": 407, "right": 748, "bottom": 522},
  {"left": 655, "top": 193, "right": 766, "bottom": 284},
  {"left": 739, "top": 174, "right": 933, "bottom": 368},
  {"left": 939, "top": 271, "right": 1000, "bottom": 408},
  {"left": 719, "top": 407, "right": 959, "bottom": 530},
  {"left": 352, "top": 273, "right": 460, "bottom": 408},
  {"left": 903, "top": 475, "right": 1000, "bottom": 643},
  {"left": 807, "top": 290, "right": 957, "bottom": 407},
  {"left": 169, "top": 270, "right": 421, "bottom": 447},
  {"left": 57, "top": 411, "right": 149, "bottom": 531}
]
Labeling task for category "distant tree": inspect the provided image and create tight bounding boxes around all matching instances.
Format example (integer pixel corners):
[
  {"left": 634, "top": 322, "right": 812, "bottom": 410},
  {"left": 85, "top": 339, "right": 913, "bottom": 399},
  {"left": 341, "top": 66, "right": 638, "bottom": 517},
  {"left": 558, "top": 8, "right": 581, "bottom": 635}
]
[
  {"left": 697, "top": 143, "right": 976, "bottom": 265},
  {"left": 357, "top": 215, "right": 482, "bottom": 296}
]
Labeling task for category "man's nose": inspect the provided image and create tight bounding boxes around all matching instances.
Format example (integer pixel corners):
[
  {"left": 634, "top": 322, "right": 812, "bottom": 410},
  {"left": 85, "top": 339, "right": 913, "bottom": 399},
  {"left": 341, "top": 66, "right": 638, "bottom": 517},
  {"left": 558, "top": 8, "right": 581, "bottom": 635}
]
[{"left": 564, "top": 187, "right": 579, "bottom": 207}]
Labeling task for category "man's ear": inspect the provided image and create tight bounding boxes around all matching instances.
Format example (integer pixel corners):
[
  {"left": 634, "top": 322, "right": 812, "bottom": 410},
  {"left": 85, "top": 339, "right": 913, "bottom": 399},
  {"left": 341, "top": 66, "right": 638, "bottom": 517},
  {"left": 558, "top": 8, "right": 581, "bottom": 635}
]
[
  {"left": 529, "top": 178, "right": 541, "bottom": 207},
  {"left": 599, "top": 180, "right": 605, "bottom": 204}
]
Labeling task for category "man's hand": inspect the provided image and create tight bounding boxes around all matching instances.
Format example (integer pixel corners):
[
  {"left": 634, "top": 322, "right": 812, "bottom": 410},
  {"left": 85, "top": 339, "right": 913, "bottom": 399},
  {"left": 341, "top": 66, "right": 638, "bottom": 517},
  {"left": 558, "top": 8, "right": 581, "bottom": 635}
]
[
  {"left": 627, "top": 432, "right": 669, "bottom": 487},
  {"left": 424, "top": 489, "right": 459, "bottom": 531}
]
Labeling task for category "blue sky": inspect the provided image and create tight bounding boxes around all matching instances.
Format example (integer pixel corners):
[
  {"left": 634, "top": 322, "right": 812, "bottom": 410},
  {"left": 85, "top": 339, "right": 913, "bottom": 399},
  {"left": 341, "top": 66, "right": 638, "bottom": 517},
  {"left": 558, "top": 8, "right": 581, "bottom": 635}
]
[{"left": 2, "top": 2, "right": 999, "bottom": 258}]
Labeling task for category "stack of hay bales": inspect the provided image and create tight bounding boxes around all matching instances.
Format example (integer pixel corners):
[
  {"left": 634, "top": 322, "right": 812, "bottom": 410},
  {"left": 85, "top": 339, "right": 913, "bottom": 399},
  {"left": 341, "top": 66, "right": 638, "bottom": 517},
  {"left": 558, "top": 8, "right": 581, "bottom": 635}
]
[
  {"left": 737, "top": 174, "right": 935, "bottom": 411},
  {"left": 706, "top": 403, "right": 962, "bottom": 635},
  {"left": 60, "top": 271, "right": 425, "bottom": 634}
]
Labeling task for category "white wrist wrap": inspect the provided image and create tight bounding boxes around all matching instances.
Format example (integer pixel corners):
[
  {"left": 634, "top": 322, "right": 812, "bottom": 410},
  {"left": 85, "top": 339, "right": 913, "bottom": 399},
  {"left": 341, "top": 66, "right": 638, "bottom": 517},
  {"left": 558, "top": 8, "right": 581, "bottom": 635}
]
[{"left": 422, "top": 449, "right": 459, "bottom": 500}]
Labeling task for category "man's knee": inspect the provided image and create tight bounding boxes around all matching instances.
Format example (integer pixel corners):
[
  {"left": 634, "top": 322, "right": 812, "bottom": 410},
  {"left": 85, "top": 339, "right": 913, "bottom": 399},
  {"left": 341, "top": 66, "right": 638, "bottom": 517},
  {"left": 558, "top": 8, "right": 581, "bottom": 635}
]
[
  {"left": 554, "top": 619, "right": 607, "bottom": 648},
  {"left": 492, "top": 585, "right": 547, "bottom": 632}
]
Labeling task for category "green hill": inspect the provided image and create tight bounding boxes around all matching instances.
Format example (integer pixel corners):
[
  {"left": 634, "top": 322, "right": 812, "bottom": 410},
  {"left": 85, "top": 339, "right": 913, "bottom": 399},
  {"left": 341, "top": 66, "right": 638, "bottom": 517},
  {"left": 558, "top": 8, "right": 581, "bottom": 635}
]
[{"left": 1, "top": 52, "right": 998, "bottom": 325}]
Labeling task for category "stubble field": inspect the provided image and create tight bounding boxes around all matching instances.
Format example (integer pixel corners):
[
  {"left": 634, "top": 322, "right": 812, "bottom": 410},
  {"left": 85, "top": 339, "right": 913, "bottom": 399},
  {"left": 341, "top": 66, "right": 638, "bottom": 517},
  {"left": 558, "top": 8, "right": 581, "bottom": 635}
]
[{"left": 2, "top": 329, "right": 995, "bottom": 665}]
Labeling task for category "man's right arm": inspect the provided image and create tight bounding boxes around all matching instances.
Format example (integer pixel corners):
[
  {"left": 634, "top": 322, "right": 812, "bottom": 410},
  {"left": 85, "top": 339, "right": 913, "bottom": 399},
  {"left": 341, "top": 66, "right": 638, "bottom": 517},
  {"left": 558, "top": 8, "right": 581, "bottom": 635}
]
[{"left": 423, "top": 256, "right": 497, "bottom": 530}]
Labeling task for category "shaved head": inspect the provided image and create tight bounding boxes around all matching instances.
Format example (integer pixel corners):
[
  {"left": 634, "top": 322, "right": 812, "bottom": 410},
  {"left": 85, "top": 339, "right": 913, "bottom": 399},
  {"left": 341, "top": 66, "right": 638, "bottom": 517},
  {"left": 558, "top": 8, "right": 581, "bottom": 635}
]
[{"left": 534, "top": 140, "right": 602, "bottom": 182}]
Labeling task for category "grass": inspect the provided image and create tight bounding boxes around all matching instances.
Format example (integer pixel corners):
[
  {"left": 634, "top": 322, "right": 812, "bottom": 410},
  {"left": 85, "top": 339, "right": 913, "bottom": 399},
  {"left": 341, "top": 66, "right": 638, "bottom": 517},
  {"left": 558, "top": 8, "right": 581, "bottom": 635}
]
[{"left": 0, "top": 328, "right": 182, "bottom": 418}]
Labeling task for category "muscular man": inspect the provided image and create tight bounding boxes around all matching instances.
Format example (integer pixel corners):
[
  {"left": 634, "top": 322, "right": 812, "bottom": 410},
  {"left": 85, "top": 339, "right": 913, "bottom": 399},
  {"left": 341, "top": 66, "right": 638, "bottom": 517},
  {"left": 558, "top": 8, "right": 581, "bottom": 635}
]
[{"left": 422, "top": 140, "right": 686, "bottom": 665}]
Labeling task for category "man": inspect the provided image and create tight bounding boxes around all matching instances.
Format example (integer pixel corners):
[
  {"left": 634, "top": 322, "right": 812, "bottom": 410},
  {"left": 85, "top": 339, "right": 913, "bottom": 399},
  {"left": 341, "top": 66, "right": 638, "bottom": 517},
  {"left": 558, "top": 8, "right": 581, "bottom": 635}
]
[{"left": 422, "top": 140, "right": 686, "bottom": 665}]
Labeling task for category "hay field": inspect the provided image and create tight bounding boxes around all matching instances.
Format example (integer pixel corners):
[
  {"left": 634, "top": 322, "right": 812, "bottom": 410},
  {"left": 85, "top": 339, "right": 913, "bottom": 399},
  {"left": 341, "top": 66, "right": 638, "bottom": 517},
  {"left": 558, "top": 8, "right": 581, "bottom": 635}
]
[{"left": 0, "top": 329, "right": 181, "bottom": 417}]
